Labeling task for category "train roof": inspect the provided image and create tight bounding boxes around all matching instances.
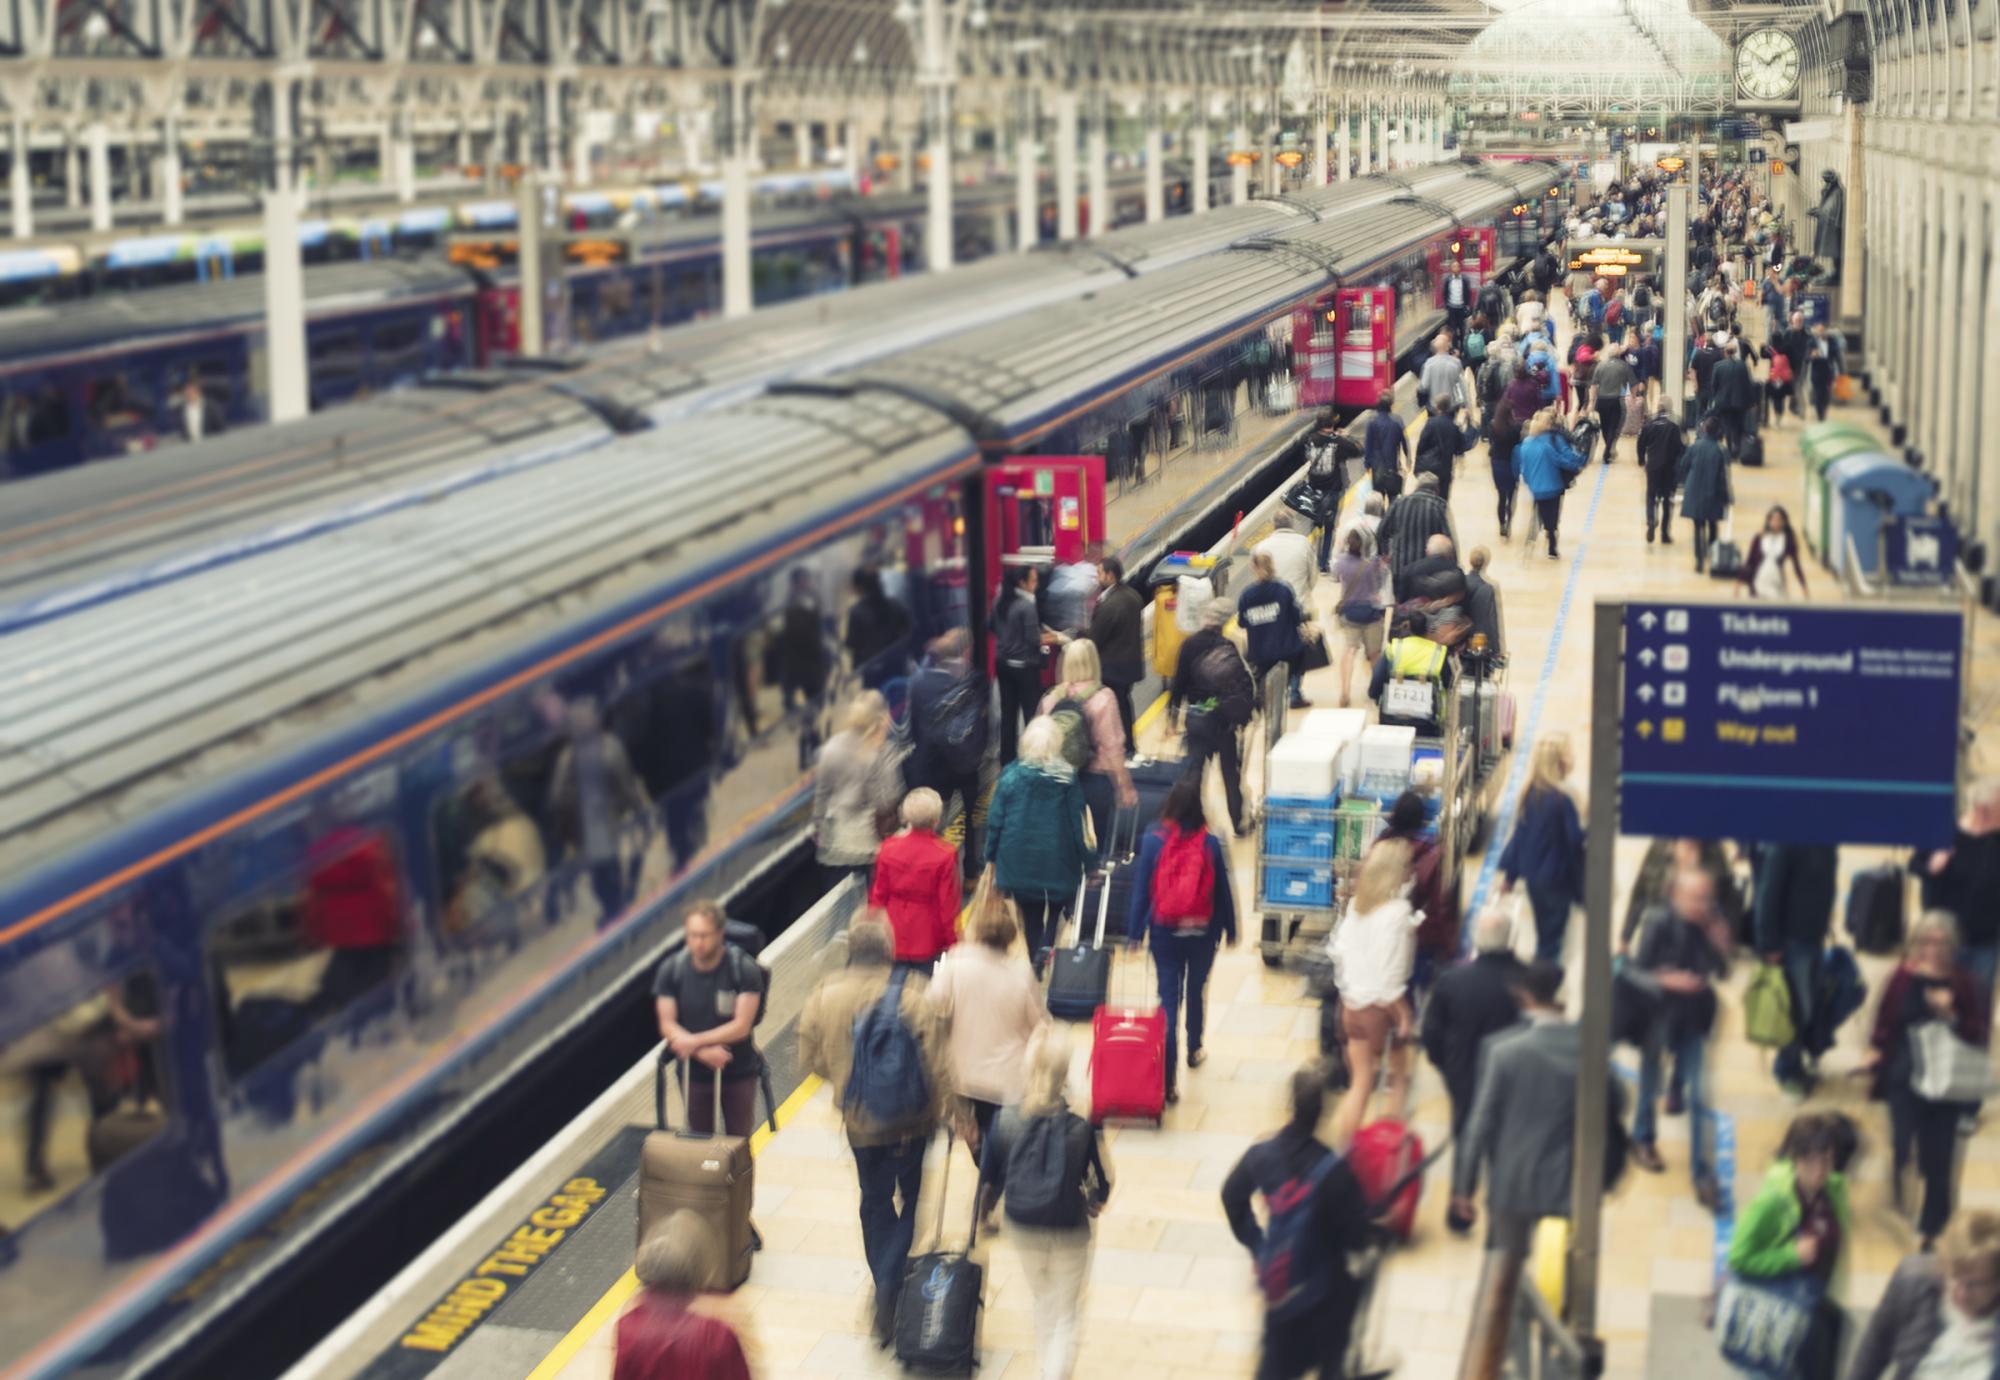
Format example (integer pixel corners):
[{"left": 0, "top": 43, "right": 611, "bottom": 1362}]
[{"left": 0, "top": 258, "right": 473, "bottom": 366}]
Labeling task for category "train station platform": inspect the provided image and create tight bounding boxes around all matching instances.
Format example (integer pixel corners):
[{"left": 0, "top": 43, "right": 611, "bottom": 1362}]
[{"left": 292, "top": 309, "right": 2000, "bottom": 1380}]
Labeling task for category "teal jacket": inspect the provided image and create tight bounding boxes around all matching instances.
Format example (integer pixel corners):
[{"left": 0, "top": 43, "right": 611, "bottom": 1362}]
[
  {"left": 984, "top": 759, "right": 1098, "bottom": 900},
  {"left": 1727, "top": 1160, "right": 1851, "bottom": 1279}
]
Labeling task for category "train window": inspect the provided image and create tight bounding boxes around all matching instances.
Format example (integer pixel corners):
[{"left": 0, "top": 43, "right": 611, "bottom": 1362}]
[
  {"left": 86, "top": 370, "right": 159, "bottom": 435},
  {"left": 371, "top": 317, "right": 428, "bottom": 376},
  {"left": 0, "top": 970, "right": 166, "bottom": 1217},
  {"left": 606, "top": 649, "right": 720, "bottom": 879},
  {"left": 310, "top": 329, "right": 365, "bottom": 391},
  {"left": 429, "top": 771, "right": 549, "bottom": 942},
  {"left": 208, "top": 826, "right": 407, "bottom": 1082}
]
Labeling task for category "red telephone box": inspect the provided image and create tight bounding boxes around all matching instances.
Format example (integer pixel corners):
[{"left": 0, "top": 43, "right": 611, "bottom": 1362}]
[
  {"left": 1324, "top": 287, "right": 1395, "bottom": 409},
  {"left": 981, "top": 455, "right": 1106, "bottom": 666}
]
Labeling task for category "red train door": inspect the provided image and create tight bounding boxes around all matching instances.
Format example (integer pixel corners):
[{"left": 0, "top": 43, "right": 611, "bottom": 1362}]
[
  {"left": 1293, "top": 294, "right": 1339, "bottom": 408},
  {"left": 980, "top": 455, "right": 1106, "bottom": 666},
  {"left": 1331, "top": 287, "right": 1395, "bottom": 408}
]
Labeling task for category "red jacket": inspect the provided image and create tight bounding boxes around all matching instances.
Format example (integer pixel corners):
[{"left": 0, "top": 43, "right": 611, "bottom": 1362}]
[
  {"left": 614, "top": 1295, "right": 750, "bottom": 1380},
  {"left": 870, "top": 829, "right": 962, "bottom": 962}
]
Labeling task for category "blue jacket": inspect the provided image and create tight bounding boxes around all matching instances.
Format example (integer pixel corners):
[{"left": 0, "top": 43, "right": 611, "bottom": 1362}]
[
  {"left": 1126, "top": 824, "right": 1238, "bottom": 949},
  {"left": 1499, "top": 786, "right": 1585, "bottom": 902},
  {"left": 1236, "top": 578, "right": 1304, "bottom": 666},
  {"left": 986, "top": 760, "right": 1097, "bottom": 899},
  {"left": 1515, "top": 432, "right": 1583, "bottom": 500},
  {"left": 1362, "top": 410, "right": 1407, "bottom": 476}
]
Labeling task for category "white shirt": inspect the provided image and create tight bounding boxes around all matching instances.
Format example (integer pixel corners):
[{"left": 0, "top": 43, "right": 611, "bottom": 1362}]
[
  {"left": 1254, "top": 529, "right": 1317, "bottom": 607},
  {"left": 1331, "top": 897, "right": 1423, "bottom": 1009},
  {"left": 1912, "top": 1296, "right": 1997, "bottom": 1379},
  {"left": 1752, "top": 532, "right": 1789, "bottom": 600},
  {"left": 1516, "top": 301, "right": 1546, "bottom": 334}
]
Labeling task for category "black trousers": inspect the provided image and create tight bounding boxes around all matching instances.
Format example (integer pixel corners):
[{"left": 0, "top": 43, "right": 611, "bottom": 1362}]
[
  {"left": 1691, "top": 518, "right": 1720, "bottom": 571},
  {"left": 1890, "top": 1084, "right": 1961, "bottom": 1238},
  {"left": 1810, "top": 382, "right": 1832, "bottom": 420},
  {"left": 1187, "top": 719, "right": 1246, "bottom": 831},
  {"left": 1716, "top": 407, "right": 1746, "bottom": 458},
  {"left": 1645, "top": 484, "right": 1675, "bottom": 539},
  {"left": 1013, "top": 891, "right": 1072, "bottom": 968},
  {"left": 996, "top": 662, "right": 1041, "bottom": 765},
  {"left": 921, "top": 763, "right": 985, "bottom": 875},
  {"left": 1595, "top": 398, "right": 1625, "bottom": 462},
  {"left": 1257, "top": 1286, "right": 1359, "bottom": 1380},
  {"left": 1534, "top": 495, "right": 1563, "bottom": 554},
  {"left": 1105, "top": 675, "right": 1139, "bottom": 756}
]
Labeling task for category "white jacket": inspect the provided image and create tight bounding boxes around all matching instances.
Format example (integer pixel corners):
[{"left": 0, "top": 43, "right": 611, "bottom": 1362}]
[{"left": 1332, "top": 897, "right": 1424, "bottom": 1009}]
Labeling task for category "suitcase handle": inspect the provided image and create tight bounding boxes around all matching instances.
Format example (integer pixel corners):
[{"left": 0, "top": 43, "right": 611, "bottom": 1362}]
[
  {"left": 654, "top": 1045, "right": 725, "bottom": 1138},
  {"left": 920, "top": 1124, "right": 979, "bottom": 1256}
]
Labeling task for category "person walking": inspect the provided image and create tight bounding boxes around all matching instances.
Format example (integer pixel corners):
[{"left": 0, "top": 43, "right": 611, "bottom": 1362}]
[
  {"left": 1302, "top": 409, "right": 1355, "bottom": 573},
  {"left": 1628, "top": 869, "right": 1733, "bottom": 1210},
  {"left": 1222, "top": 1066, "right": 1372, "bottom": 1380},
  {"left": 1722, "top": 1114, "right": 1853, "bottom": 1380},
  {"left": 1591, "top": 343, "right": 1638, "bottom": 464},
  {"left": 1037, "top": 639, "right": 1138, "bottom": 844},
  {"left": 1514, "top": 409, "right": 1585, "bottom": 561},
  {"left": 1710, "top": 341, "right": 1756, "bottom": 459},
  {"left": 1418, "top": 333, "right": 1465, "bottom": 416},
  {"left": 1328, "top": 839, "right": 1420, "bottom": 1147},
  {"left": 1089, "top": 556, "right": 1146, "bottom": 759},
  {"left": 1253, "top": 510, "right": 1318, "bottom": 610},
  {"left": 1639, "top": 406, "right": 1685, "bottom": 545},
  {"left": 1368, "top": 610, "right": 1453, "bottom": 738},
  {"left": 870, "top": 789, "right": 965, "bottom": 974},
  {"left": 616, "top": 1212, "right": 754, "bottom": 1380},
  {"left": 797, "top": 914, "right": 959, "bottom": 1344},
  {"left": 1487, "top": 398, "right": 1523, "bottom": 539},
  {"left": 1917, "top": 778, "right": 2000, "bottom": 998},
  {"left": 1414, "top": 398, "right": 1468, "bottom": 501},
  {"left": 1680, "top": 416, "right": 1733, "bottom": 574},
  {"left": 1753, "top": 843, "right": 1839, "bottom": 1097},
  {"left": 1330, "top": 530, "right": 1389, "bottom": 710},
  {"left": 1238, "top": 550, "right": 1311, "bottom": 711},
  {"left": 1498, "top": 734, "right": 1586, "bottom": 964},
  {"left": 1741, "top": 506, "right": 1811, "bottom": 600},
  {"left": 1866, "top": 913, "right": 1991, "bottom": 1249},
  {"left": 1362, "top": 390, "right": 1408, "bottom": 502},
  {"left": 1805, "top": 323, "right": 1842, "bottom": 422},
  {"left": 976, "top": 1030, "right": 1112, "bottom": 1380},
  {"left": 984, "top": 716, "right": 1097, "bottom": 976},
  {"left": 1125, "top": 777, "right": 1238, "bottom": 1106},
  {"left": 1167, "top": 599, "right": 1256, "bottom": 836},
  {"left": 1770, "top": 308, "right": 1811, "bottom": 421},
  {"left": 992, "top": 565, "right": 1050, "bottom": 764},
  {"left": 1845, "top": 1210, "right": 2000, "bottom": 1379},
  {"left": 1376, "top": 472, "right": 1454, "bottom": 583},
  {"left": 812, "top": 691, "right": 902, "bottom": 891},
  {"left": 1422, "top": 908, "right": 1527, "bottom": 1232},
  {"left": 929, "top": 887, "right": 1047, "bottom": 1199},
  {"left": 907, "top": 629, "right": 988, "bottom": 879},
  {"left": 653, "top": 900, "right": 766, "bottom": 1136}
]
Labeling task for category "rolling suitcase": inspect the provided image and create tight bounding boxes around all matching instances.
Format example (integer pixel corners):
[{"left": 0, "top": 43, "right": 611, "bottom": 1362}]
[
  {"left": 894, "top": 1129, "right": 983, "bottom": 1374},
  {"left": 1846, "top": 865, "right": 1906, "bottom": 955},
  {"left": 1047, "top": 808, "right": 1139, "bottom": 1021},
  {"left": 1348, "top": 1119, "right": 1426, "bottom": 1242},
  {"left": 637, "top": 1050, "right": 755, "bottom": 1290},
  {"left": 1090, "top": 949, "right": 1167, "bottom": 1125}
]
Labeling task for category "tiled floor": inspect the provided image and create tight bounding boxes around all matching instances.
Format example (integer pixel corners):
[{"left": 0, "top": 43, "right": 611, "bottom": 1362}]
[{"left": 546, "top": 306, "right": 2000, "bottom": 1378}]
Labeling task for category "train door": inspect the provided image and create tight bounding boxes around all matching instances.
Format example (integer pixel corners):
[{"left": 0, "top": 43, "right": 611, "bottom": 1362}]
[
  {"left": 1292, "top": 293, "right": 1340, "bottom": 408},
  {"left": 1331, "top": 287, "right": 1395, "bottom": 409},
  {"left": 980, "top": 455, "right": 1106, "bottom": 669}
]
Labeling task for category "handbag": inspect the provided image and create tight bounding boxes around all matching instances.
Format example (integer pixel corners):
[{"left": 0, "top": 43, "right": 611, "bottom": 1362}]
[
  {"left": 1300, "top": 626, "right": 1331, "bottom": 673},
  {"left": 1715, "top": 1270, "right": 1822, "bottom": 1378},
  {"left": 1910, "top": 1020, "right": 1991, "bottom": 1104},
  {"left": 1743, "top": 963, "right": 1796, "bottom": 1049}
]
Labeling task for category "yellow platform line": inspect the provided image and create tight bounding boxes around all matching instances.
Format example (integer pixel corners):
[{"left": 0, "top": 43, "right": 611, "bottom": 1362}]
[{"left": 524, "top": 1071, "right": 825, "bottom": 1380}]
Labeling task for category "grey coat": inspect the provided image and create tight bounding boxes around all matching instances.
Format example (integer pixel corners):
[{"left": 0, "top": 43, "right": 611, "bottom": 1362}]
[
  {"left": 1843, "top": 1254, "right": 1946, "bottom": 1380},
  {"left": 1452, "top": 1017, "right": 1580, "bottom": 1218},
  {"left": 1679, "top": 439, "right": 1732, "bottom": 523}
]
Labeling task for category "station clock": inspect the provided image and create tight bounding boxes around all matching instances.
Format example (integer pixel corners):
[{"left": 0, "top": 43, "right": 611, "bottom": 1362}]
[{"left": 1736, "top": 27, "right": 1802, "bottom": 104}]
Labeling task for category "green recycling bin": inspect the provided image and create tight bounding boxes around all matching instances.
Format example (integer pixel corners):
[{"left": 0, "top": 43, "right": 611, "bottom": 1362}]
[{"left": 1800, "top": 422, "right": 1892, "bottom": 564}]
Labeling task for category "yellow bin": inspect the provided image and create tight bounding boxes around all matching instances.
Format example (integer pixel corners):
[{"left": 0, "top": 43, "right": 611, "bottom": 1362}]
[{"left": 1152, "top": 583, "right": 1185, "bottom": 677}]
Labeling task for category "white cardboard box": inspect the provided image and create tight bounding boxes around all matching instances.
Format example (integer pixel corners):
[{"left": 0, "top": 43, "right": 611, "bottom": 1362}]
[
  {"left": 1267, "top": 732, "right": 1343, "bottom": 800},
  {"left": 1358, "top": 724, "right": 1417, "bottom": 776}
]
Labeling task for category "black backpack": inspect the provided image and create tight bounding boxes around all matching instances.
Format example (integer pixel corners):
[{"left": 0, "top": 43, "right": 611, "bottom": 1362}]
[
  {"left": 1048, "top": 691, "right": 1096, "bottom": 773},
  {"left": 1194, "top": 642, "right": 1255, "bottom": 727},
  {"left": 925, "top": 670, "right": 989, "bottom": 775},
  {"left": 1001, "top": 1110, "right": 1082, "bottom": 1227},
  {"left": 656, "top": 942, "right": 772, "bottom": 1028}
]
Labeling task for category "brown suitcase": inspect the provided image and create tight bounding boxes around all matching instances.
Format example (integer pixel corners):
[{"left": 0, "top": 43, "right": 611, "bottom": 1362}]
[{"left": 636, "top": 1050, "right": 755, "bottom": 1289}]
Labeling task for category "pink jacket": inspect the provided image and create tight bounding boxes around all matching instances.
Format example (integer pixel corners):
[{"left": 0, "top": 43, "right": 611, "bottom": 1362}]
[{"left": 1039, "top": 682, "right": 1134, "bottom": 793}]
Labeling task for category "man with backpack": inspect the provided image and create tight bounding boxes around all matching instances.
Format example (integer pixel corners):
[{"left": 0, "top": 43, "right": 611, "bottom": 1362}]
[
  {"left": 1167, "top": 598, "right": 1256, "bottom": 836},
  {"left": 653, "top": 900, "right": 769, "bottom": 1137},
  {"left": 908, "top": 629, "right": 989, "bottom": 879},
  {"left": 1222, "top": 1065, "right": 1372, "bottom": 1379},
  {"left": 797, "top": 913, "right": 960, "bottom": 1346}
]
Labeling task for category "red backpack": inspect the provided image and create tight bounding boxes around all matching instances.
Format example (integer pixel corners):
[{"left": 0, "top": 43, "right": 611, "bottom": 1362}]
[
  {"left": 1152, "top": 825, "right": 1215, "bottom": 931},
  {"left": 1769, "top": 351, "right": 1794, "bottom": 384}
]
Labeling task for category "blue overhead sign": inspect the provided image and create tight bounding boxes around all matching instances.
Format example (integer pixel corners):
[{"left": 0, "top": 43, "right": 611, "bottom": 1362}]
[{"left": 1619, "top": 602, "right": 1962, "bottom": 846}]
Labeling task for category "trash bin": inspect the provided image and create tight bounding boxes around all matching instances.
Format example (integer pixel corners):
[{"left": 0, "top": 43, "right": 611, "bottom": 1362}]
[
  {"left": 1800, "top": 422, "right": 1893, "bottom": 562},
  {"left": 1826, "top": 454, "right": 1936, "bottom": 578},
  {"left": 1150, "top": 552, "right": 1216, "bottom": 677}
]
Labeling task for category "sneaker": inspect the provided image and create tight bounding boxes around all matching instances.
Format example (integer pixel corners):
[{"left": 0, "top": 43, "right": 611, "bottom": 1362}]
[
  {"left": 1445, "top": 1204, "right": 1477, "bottom": 1236},
  {"left": 1126, "top": 753, "right": 1150, "bottom": 769},
  {"left": 1646, "top": 526, "right": 1655, "bottom": 544},
  {"left": 1187, "top": 1047, "right": 1207, "bottom": 1069},
  {"left": 1289, "top": 698, "right": 1312, "bottom": 710},
  {"left": 1631, "top": 1144, "right": 1667, "bottom": 1174},
  {"left": 1165, "top": 1084, "right": 1181, "bottom": 1105}
]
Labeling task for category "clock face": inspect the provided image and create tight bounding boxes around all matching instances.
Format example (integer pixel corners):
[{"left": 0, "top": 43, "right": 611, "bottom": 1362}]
[{"left": 1737, "top": 28, "right": 1801, "bottom": 101}]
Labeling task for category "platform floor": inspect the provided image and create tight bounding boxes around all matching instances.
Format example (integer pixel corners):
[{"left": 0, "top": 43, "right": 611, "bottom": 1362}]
[{"left": 495, "top": 311, "right": 2000, "bottom": 1380}]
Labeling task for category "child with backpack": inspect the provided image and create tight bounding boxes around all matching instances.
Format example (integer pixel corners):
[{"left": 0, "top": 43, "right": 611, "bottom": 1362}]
[
  {"left": 1125, "top": 777, "right": 1238, "bottom": 1105},
  {"left": 976, "top": 1029, "right": 1111, "bottom": 1379}
]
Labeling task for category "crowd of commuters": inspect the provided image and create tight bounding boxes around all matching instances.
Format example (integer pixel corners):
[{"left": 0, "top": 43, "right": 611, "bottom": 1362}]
[{"left": 611, "top": 170, "right": 1986, "bottom": 1380}]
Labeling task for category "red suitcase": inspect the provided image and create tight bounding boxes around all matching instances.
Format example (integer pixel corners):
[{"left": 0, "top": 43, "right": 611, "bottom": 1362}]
[
  {"left": 1090, "top": 1003, "right": 1166, "bottom": 1124},
  {"left": 1348, "top": 1120, "right": 1425, "bottom": 1241}
]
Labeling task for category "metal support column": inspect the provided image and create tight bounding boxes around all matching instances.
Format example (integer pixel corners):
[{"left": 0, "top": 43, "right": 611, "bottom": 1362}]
[
  {"left": 1143, "top": 112, "right": 1165, "bottom": 223},
  {"left": 271, "top": 76, "right": 294, "bottom": 191},
  {"left": 1014, "top": 90, "right": 1038, "bottom": 249},
  {"left": 1191, "top": 119, "right": 1210, "bottom": 214},
  {"left": 543, "top": 77, "right": 564, "bottom": 177},
  {"left": 63, "top": 137, "right": 78, "bottom": 208},
  {"left": 1358, "top": 94, "right": 1372, "bottom": 177},
  {"left": 1570, "top": 600, "right": 1623, "bottom": 1346},
  {"left": 517, "top": 172, "right": 547, "bottom": 356},
  {"left": 720, "top": 80, "right": 753, "bottom": 317},
  {"left": 1230, "top": 122, "right": 1248, "bottom": 203},
  {"left": 263, "top": 187, "right": 309, "bottom": 424},
  {"left": 1313, "top": 100, "right": 1330, "bottom": 187},
  {"left": 1337, "top": 91, "right": 1350, "bottom": 180},
  {"left": 844, "top": 117, "right": 863, "bottom": 187},
  {"left": 920, "top": 0, "right": 954, "bottom": 269},
  {"left": 1265, "top": 115, "right": 1282, "bottom": 194},
  {"left": 87, "top": 122, "right": 111, "bottom": 232},
  {"left": 161, "top": 115, "right": 183, "bottom": 224},
  {"left": 1086, "top": 98, "right": 1109, "bottom": 238},
  {"left": 1055, "top": 91, "right": 1079, "bottom": 241},
  {"left": 9, "top": 118, "right": 31, "bottom": 240},
  {"left": 1663, "top": 183, "right": 1690, "bottom": 422}
]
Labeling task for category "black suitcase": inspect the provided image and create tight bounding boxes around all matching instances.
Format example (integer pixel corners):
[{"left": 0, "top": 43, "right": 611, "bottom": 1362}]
[
  {"left": 1709, "top": 540, "right": 1744, "bottom": 579},
  {"left": 1125, "top": 757, "right": 1190, "bottom": 842},
  {"left": 1740, "top": 433, "right": 1765, "bottom": 467},
  {"left": 1847, "top": 865, "right": 1906, "bottom": 955},
  {"left": 894, "top": 1130, "right": 983, "bottom": 1373},
  {"left": 1046, "top": 809, "right": 1139, "bottom": 1021}
]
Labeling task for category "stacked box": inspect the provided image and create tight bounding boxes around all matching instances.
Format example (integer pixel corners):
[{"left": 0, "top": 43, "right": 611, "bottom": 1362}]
[
  {"left": 1336, "top": 797, "right": 1385, "bottom": 862},
  {"left": 1267, "top": 732, "right": 1343, "bottom": 802},
  {"left": 1357, "top": 724, "right": 1417, "bottom": 799}
]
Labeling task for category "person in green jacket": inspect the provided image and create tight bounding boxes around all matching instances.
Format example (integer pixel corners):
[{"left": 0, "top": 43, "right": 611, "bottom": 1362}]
[
  {"left": 985, "top": 715, "right": 1098, "bottom": 978},
  {"left": 1725, "top": 1112, "right": 1856, "bottom": 1378}
]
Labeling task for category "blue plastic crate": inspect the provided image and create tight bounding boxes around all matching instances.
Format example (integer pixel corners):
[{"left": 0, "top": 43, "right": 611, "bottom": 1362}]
[
  {"left": 1264, "top": 817, "right": 1336, "bottom": 860},
  {"left": 1265, "top": 794, "right": 1340, "bottom": 814},
  {"left": 1263, "top": 859, "right": 1336, "bottom": 909}
]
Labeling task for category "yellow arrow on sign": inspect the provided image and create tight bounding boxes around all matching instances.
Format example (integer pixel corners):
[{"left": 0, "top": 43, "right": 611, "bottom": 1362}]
[{"left": 1636, "top": 720, "right": 1655, "bottom": 739}]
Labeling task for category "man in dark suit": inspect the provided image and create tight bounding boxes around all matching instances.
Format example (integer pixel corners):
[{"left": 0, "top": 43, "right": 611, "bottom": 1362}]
[
  {"left": 1450, "top": 962, "right": 1586, "bottom": 1252},
  {"left": 1422, "top": 909, "right": 1527, "bottom": 1233},
  {"left": 1708, "top": 341, "right": 1756, "bottom": 459},
  {"left": 1088, "top": 555, "right": 1146, "bottom": 759}
]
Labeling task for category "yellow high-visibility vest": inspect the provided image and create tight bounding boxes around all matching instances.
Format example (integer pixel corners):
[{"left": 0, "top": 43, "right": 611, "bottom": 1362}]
[{"left": 1385, "top": 636, "right": 1447, "bottom": 682}]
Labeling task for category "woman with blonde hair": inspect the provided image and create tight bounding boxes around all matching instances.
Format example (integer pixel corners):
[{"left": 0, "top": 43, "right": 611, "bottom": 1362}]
[
  {"left": 1037, "top": 638, "right": 1137, "bottom": 843},
  {"left": 976, "top": 1028, "right": 1112, "bottom": 1379},
  {"left": 1497, "top": 734, "right": 1586, "bottom": 963},
  {"left": 930, "top": 888, "right": 1048, "bottom": 1194},
  {"left": 812, "top": 689, "right": 901, "bottom": 889},
  {"left": 1329, "top": 839, "right": 1422, "bottom": 1147},
  {"left": 985, "top": 716, "right": 1097, "bottom": 976},
  {"left": 1513, "top": 408, "right": 1585, "bottom": 560}
]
